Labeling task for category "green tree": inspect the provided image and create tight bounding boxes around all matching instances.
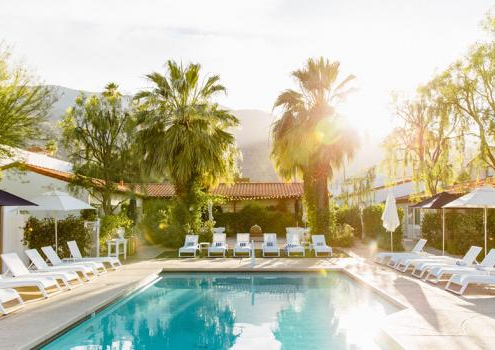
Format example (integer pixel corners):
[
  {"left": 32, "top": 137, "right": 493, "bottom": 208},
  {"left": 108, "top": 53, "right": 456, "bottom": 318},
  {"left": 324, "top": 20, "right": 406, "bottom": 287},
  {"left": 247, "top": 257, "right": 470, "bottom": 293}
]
[
  {"left": 61, "top": 83, "right": 136, "bottom": 214},
  {"left": 0, "top": 45, "right": 55, "bottom": 157},
  {"left": 271, "top": 57, "right": 359, "bottom": 237},
  {"left": 135, "top": 60, "right": 239, "bottom": 238},
  {"left": 383, "top": 91, "right": 466, "bottom": 197}
]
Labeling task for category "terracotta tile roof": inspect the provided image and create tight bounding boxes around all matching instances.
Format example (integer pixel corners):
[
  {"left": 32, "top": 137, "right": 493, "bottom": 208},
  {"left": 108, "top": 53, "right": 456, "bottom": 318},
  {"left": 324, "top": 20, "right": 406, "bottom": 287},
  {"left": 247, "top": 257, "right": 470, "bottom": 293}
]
[
  {"left": 137, "top": 182, "right": 304, "bottom": 200},
  {"left": 3, "top": 163, "right": 130, "bottom": 192},
  {"left": 5, "top": 162, "right": 304, "bottom": 200}
]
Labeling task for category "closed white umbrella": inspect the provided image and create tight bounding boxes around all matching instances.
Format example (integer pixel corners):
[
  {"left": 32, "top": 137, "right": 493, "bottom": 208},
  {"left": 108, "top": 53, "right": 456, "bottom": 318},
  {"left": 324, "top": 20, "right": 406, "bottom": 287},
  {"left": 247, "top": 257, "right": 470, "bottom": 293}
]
[
  {"left": 443, "top": 186, "right": 495, "bottom": 257},
  {"left": 27, "top": 191, "right": 95, "bottom": 252},
  {"left": 382, "top": 192, "right": 400, "bottom": 252}
]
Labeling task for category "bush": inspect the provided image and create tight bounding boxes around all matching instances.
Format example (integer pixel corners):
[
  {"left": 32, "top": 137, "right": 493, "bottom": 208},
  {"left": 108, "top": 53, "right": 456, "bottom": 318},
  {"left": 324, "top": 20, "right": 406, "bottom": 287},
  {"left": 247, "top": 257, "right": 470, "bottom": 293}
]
[
  {"left": 100, "top": 213, "right": 134, "bottom": 244},
  {"left": 421, "top": 210, "right": 494, "bottom": 255},
  {"left": 23, "top": 215, "right": 90, "bottom": 258},
  {"left": 363, "top": 204, "right": 404, "bottom": 251},
  {"left": 421, "top": 212, "right": 443, "bottom": 250},
  {"left": 139, "top": 199, "right": 170, "bottom": 245},
  {"left": 328, "top": 224, "right": 355, "bottom": 247},
  {"left": 215, "top": 204, "right": 297, "bottom": 236},
  {"left": 335, "top": 205, "right": 362, "bottom": 238}
]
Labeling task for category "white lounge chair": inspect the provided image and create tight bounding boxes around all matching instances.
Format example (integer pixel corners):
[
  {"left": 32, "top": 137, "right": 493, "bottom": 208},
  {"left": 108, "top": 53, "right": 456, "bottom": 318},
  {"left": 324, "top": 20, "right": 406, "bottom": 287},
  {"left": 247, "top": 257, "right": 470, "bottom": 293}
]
[
  {"left": 234, "top": 233, "right": 252, "bottom": 257},
  {"left": 376, "top": 239, "right": 427, "bottom": 265},
  {"left": 262, "top": 233, "right": 280, "bottom": 257},
  {"left": 394, "top": 249, "right": 462, "bottom": 272},
  {"left": 25, "top": 249, "right": 94, "bottom": 282},
  {"left": 1, "top": 253, "right": 82, "bottom": 290},
  {"left": 425, "top": 249, "right": 495, "bottom": 284},
  {"left": 0, "top": 288, "right": 24, "bottom": 315},
  {"left": 67, "top": 241, "right": 122, "bottom": 269},
  {"left": 311, "top": 235, "right": 332, "bottom": 257},
  {"left": 411, "top": 246, "right": 482, "bottom": 278},
  {"left": 208, "top": 233, "right": 228, "bottom": 257},
  {"left": 446, "top": 272, "right": 495, "bottom": 295},
  {"left": 285, "top": 232, "right": 305, "bottom": 257},
  {"left": 0, "top": 275, "right": 62, "bottom": 299},
  {"left": 178, "top": 235, "right": 200, "bottom": 257},
  {"left": 42, "top": 246, "right": 107, "bottom": 275}
]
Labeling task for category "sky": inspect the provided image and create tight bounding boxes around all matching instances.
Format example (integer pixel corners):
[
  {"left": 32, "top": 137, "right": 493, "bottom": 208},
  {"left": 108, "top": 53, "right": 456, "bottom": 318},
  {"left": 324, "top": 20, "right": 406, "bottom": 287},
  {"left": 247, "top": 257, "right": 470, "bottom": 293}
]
[{"left": 0, "top": 0, "right": 493, "bottom": 137}]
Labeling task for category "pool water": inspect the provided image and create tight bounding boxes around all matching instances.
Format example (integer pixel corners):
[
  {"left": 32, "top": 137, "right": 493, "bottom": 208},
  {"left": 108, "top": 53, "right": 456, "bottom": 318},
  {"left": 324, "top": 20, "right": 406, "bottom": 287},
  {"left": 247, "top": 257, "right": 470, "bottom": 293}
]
[{"left": 42, "top": 272, "right": 399, "bottom": 350}]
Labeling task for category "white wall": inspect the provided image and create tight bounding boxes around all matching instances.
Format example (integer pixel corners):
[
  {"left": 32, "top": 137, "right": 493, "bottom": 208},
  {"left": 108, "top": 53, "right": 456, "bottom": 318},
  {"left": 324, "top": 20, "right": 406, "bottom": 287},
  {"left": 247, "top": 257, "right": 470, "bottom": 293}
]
[{"left": 0, "top": 168, "right": 92, "bottom": 272}]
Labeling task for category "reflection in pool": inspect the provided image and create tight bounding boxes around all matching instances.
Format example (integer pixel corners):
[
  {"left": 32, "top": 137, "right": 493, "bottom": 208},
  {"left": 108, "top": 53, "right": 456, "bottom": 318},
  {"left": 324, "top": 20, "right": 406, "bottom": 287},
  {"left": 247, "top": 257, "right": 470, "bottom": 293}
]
[{"left": 42, "top": 272, "right": 399, "bottom": 350}]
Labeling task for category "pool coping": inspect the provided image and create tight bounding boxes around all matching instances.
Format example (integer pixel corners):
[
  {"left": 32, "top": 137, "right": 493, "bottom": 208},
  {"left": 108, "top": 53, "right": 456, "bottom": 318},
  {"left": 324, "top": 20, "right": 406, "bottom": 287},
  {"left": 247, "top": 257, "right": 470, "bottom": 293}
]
[{"left": 35, "top": 266, "right": 408, "bottom": 350}]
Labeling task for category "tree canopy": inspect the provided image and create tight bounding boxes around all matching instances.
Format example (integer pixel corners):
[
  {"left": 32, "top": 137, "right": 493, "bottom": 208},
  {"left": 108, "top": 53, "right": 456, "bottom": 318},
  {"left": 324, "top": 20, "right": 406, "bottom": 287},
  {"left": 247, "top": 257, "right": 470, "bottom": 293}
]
[{"left": 271, "top": 57, "right": 359, "bottom": 236}]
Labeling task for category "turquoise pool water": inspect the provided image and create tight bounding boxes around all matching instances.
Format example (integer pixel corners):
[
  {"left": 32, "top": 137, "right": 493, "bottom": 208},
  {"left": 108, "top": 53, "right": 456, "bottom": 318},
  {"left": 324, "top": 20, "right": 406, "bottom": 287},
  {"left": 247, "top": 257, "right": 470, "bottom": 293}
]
[{"left": 42, "top": 272, "right": 399, "bottom": 350}]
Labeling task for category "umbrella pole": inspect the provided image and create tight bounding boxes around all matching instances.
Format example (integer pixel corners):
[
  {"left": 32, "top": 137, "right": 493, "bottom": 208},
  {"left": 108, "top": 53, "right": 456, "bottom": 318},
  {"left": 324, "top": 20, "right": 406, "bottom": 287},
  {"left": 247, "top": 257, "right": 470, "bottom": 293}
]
[
  {"left": 390, "top": 231, "right": 393, "bottom": 252},
  {"left": 442, "top": 208, "right": 445, "bottom": 256},
  {"left": 55, "top": 217, "right": 58, "bottom": 253},
  {"left": 484, "top": 207, "right": 487, "bottom": 257}
]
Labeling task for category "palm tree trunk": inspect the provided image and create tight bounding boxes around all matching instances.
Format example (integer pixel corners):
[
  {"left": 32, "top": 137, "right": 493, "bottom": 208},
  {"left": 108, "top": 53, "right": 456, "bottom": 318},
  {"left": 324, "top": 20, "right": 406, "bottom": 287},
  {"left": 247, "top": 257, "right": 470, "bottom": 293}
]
[{"left": 314, "top": 172, "right": 331, "bottom": 236}]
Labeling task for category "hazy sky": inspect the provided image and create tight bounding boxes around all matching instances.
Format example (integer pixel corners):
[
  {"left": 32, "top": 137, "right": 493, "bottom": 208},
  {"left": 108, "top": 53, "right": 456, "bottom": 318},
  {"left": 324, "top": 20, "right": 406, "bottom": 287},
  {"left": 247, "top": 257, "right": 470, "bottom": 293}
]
[{"left": 0, "top": 0, "right": 493, "bottom": 136}]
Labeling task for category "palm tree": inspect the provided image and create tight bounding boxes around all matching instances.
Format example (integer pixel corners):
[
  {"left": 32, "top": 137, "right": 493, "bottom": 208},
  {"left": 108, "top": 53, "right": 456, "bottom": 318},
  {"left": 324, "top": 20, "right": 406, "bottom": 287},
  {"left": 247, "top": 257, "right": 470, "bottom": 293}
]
[
  {"left": 135, "top": 60, "right": 239, "bottom": 239},
  {"left": 271, "top": 57, "right": 359, "bottom": 236}
]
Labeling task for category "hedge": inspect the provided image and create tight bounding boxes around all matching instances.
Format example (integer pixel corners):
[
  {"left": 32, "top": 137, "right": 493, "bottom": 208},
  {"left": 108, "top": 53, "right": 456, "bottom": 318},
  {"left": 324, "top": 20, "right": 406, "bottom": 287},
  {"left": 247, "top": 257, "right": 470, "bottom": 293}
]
[
  {"left": 335, "top": 205, "right": 362, "bottom": 238},
  {"left": 363, "top": 204, "right": 404, "bottom": 251},
  {"left": 214, "top": 204, "right": 297, "bottom": 237},
  {"left": 421, "top": 210, "right": 495, "bottom": 255},
  {"left": 23, "top": 215, "right": 91, "bottom": 258}
]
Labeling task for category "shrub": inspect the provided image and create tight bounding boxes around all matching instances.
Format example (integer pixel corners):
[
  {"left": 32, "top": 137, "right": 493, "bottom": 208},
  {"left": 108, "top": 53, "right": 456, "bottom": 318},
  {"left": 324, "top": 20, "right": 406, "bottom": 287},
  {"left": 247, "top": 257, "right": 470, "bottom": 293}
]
[
  {"left": 100, "top": 213, "right": 134, "bottom": 244},
  {"left": 139, "top": 199, "right": 170, "bottom": 245},
  {"left": 420, "top": 212, "right": 443, "bottom": 250},
  {"left": 215, "top": 204, "right": 297, "bottom": 236},
  {"left": 363, "top": 204, "right": 404, "bottom": 251},
  {"left": 335, "top": 205, "right": 362, "bottom": 238},
  {"left": 421, "top": 210, "right": 494, "bottom": 255},
  {"left": 23, "top": 215, "right": 90, "bottom": 258},
  {"left": 328, "top": 224, "right": 355, "bottom": 247}
]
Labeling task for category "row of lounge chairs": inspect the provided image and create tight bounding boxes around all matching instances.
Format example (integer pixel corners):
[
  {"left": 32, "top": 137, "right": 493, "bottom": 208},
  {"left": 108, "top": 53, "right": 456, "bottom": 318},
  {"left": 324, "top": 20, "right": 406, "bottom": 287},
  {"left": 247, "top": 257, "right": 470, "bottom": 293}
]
[
  {"left": 376, "top": 239, "right": 495, "bottom": 295},
  {"left": 179, "top": 232, "right": 333, "bottom": 258},
  {"left": 0, "top": 241, "right": 122, "bottom": 315}
]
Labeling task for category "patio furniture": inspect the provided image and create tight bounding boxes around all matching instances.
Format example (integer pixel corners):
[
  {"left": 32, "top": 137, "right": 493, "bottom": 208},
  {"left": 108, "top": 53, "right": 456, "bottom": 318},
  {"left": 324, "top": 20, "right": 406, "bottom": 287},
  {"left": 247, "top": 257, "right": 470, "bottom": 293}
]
[
  {"left": 311, "top": 235, "right": 332, "bottom": 257},
  {"left": 67, "top": 241, "right": 122, "bottom": 269},
  {"left": 262, "top": 233, "right": 280, "bottom": 257},
  {"left": 445, "top": 271, "right": 495, "bottom": 295},
  {"left": 411, "top": 246, "right": 482, "bottom": 278},
  {"left": 25, "top": 249, "right": 93, "bottom": 282},
  {"left": 0, "top": 275, "right": 62, "bottom": 299},
  {"left": 234, "top": 233, "right": 252, "bottom": 257},
  {"left": 178, "top": 235, "right": 200, "bottom": 257},
  {"left": 376, "top": 239, "right": 427, "bottom": 265},
  {"left": 1, "top": 253, "right": 81, "bottom": 290},
  {"left": 285, "top": 232, "right": 305, "bottom": 257},
  {"left": 0, "top": 288, "right": 24, "bottom": 315},
  {"left": 41, "top": 246, "right": 107, "bottom": 275},
  {"left": 208, "top": 233, "right": 228, "bottom": 257},
  {"left": 107, "top": 238, "right": 128, "bottom": 260},
  {"left": 424, "top": 248, "right": 495, "bottom": 284}
]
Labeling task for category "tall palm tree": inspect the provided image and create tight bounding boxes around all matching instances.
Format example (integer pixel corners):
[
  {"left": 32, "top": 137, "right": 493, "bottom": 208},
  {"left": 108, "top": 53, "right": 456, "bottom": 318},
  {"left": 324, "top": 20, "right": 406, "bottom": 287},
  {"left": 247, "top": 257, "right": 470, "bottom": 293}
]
[
  {"left": 271, "top": 57, "right": 359, "bottom": 236},
  {"left": 135, "top": 60, "right": 239, "bottom": 236}
]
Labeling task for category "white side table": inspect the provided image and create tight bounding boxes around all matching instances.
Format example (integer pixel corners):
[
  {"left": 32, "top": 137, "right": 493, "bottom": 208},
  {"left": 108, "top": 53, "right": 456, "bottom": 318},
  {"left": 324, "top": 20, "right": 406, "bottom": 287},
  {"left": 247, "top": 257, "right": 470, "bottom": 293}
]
[{"left": 107, "top": 238, "right": 128, "bottom": 260}]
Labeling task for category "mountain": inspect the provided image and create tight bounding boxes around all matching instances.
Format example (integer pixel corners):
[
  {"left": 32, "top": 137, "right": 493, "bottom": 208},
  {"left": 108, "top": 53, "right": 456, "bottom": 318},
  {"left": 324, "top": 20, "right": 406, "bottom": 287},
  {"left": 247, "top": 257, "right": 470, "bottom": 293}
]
[{"left": 44, "top": 86, "right": 281, "bottom": 181}]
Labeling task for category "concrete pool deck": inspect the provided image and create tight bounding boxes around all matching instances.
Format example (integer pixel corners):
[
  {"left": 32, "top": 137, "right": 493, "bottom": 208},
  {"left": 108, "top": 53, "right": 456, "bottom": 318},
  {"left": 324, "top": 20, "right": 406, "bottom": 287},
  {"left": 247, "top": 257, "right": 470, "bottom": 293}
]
[{"left": 0, "top": 248, "right": 494, "bottom": 349}]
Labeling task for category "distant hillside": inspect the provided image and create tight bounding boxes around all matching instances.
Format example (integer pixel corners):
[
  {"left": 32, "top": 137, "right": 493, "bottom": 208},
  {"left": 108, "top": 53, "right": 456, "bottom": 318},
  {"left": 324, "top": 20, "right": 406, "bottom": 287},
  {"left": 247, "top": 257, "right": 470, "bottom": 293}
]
[{"left": 45, "top": 86, "right": 280, "bottom": 181}]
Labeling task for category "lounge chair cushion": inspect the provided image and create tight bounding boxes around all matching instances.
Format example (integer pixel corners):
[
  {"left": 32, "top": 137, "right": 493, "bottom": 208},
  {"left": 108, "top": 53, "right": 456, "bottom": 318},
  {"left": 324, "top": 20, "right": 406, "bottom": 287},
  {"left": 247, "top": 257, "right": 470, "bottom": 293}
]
[{"left": 456, "top": 260, "right": 466, "bottom": 266}]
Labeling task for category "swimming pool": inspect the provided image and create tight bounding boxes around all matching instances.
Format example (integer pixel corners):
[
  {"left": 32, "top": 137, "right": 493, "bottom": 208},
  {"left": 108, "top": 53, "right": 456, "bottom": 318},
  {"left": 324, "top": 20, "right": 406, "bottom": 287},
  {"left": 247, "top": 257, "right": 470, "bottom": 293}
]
[{"left": 42, "top": 272, "right": 400, "bottom": 350}]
